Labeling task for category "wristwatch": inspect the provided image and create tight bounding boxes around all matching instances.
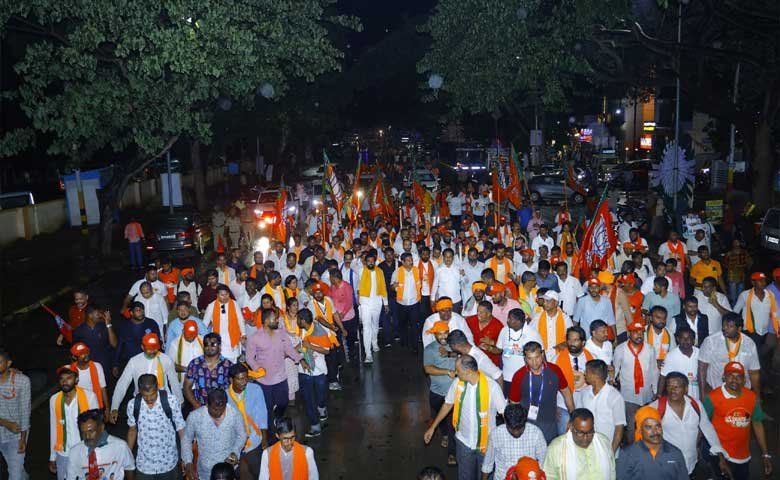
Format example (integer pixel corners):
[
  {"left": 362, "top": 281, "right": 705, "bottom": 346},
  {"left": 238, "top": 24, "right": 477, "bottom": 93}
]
[{"left": 762, "top": 453, "right": 772, "bottom": 459}]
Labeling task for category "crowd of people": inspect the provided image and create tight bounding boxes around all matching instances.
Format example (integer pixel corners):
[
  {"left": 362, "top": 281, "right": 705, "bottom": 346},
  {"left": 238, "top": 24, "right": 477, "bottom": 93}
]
[{"left": 0, "top": 174, "right": 778, "bottom": 480}]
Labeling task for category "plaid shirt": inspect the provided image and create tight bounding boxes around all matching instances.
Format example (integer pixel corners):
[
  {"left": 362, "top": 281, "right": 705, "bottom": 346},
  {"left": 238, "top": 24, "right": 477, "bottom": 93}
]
[
  {"left": 481, "top": 422, "right": 547, "bottom": 480},
  {"left": 723, "top": 251, "right": 750, "bottom": 283},
  {"left": 0, "top": 370, "right": 31, "bottom": 443}
]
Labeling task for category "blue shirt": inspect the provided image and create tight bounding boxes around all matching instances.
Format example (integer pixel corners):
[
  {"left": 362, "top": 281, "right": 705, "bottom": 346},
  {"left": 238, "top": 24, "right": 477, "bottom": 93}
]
[
  {"left": 114, "top": 318, "right": 161, "bottom": 365},
  {"left": 72, "top": 322, "right": 113, "bottom": 371},
  {"left": 165, "top": 316, "right": 209, "bottom": 352},
  {"left": 535, "top": 273, "right": 560, "bottom": 292},
  {"left": 226, "top": 383, "right": 268, "bottom": 452},
  {"left": 574, "top": 295, "right": 615, "bottom": 336}
]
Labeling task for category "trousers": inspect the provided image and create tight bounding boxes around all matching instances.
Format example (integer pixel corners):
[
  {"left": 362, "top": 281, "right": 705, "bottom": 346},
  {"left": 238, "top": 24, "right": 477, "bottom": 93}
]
[
  {"left": 455, "top": 438, "right": 484, "bottom": 480},
  {"left": 129, "top": 241, "right": 143, "bottom": 268},
  {"left": 0, "top": 439, "right": 26, "bottom": 480},
  {"left": 359, "top": 297, "right": 383, "bottom": 359},
  {"left": 299, "top": 373, "right": 327, "bottom": 429},
  {"left": 396, "top": 302, "right": 421, "bottom": 348}
]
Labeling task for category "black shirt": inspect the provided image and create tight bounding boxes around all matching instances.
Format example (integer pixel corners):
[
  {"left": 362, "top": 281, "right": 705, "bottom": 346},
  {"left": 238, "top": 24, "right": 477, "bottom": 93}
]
[
  {"left": 72, "top": 322, "right": 113, "bottom": 371},
  {"left": 113, "top": 318, "right": 161, "bottom": 365}
]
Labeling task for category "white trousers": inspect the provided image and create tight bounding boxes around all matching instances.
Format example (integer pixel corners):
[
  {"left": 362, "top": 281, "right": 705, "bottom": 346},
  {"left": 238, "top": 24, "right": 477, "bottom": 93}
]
[
  {"left": 359, "top": 297, "right": 383, "bottom": 358},
  {"left": 0, "top": 439, "right": 27, "bottom": 480}
]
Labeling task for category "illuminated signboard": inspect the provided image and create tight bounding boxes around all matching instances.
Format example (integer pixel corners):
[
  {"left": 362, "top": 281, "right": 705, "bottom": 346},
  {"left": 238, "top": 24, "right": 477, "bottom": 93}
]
[
  {"left": 579, "top": 128, "right": 593, "bottom": 143},
  {"left": 640, "top": 134, "right": 653, "bottom": 150}
]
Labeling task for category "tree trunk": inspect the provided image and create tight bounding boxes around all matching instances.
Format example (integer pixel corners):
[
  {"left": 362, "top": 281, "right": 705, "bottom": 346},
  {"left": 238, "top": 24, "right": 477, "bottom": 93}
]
[
  {"left": 191, "top": 140, "right": 206, "bottom": 211},
  {"left": 752, "top": 120, "right": 774, "bottom": 211}
]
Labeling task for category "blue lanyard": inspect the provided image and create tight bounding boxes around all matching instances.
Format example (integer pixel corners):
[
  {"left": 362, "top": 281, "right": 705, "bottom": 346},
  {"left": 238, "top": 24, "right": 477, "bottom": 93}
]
[{"left": 529, "top": 366, "right": 545, "bottom": 406}]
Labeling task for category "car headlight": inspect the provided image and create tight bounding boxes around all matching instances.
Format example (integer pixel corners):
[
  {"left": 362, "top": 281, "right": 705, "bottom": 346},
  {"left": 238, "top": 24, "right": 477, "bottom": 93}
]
[
  {"left": 288, "top": 206, "right": 297, "bottom": 213},
  {"left": 254, "top": 209, "right": 261, "bottom": 215}
]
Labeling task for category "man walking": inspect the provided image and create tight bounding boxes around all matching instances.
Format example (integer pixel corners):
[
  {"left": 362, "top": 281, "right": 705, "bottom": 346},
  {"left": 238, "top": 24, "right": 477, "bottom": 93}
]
[
  {"left": 227, "top": 363, "right": 268, "bottom": 479},
  {"left": 182, "top": 332, "right": 232, "bottom": 412},
  {"left": 259, "top": 417, "right": 320, "bottom": 480},
  {"left": 66, "top": 409, "right": 135, "bottom": 479},
  {"left": 423, "top": 321, "right": 457, "bottom": 465},
  {"left": 480, "top": 403, "right": 547, "bottom": 480},
  {"left": 0, "top": 349, "right": 30, "bottom": 480},
  {"left": 616, "top": 406, "right": 687, "bottom": 479},
  {"left": 356, "top": 250, "right": 389, "bottom": 363}
]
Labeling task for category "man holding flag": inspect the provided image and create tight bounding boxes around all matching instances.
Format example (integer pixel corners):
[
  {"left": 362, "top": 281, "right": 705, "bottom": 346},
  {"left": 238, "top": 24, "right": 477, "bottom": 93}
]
[{"left": 573, "top": 187, "right": 618, "bottom": 279}]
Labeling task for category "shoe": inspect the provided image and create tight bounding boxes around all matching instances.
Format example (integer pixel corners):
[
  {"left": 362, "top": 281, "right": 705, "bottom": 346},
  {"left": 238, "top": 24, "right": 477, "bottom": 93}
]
[
  {"left": 328, "top": 382, "right": 342, "bottom": 391},
  {"left": 440, "top": 435, "right": 449, "bottom": 449},
  {"left": 305, "top": 428, "right": 322, "bottom": 438},
  {"left": 372, "top": 346, "right": 380, "bottom": 353},
  {"left": 364, "top": 357, "right": 374, "bottom": 364},
  {"left": 318, "top": 407, "right": 328, "bottom": 421},
  {"left": 384, "top": 342, "right": 392, "bottom": 348}
]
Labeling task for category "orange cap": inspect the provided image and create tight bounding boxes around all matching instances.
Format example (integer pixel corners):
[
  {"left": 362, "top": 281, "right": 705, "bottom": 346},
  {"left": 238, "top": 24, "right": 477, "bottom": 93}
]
[
  {"left": 627, "top": 320, "right": 645, "bottom": 332},
  {"left": 773, "top": 267, "right": 780, "bottom": 279},
  {"left": 142, "top": 333, "right": 161, "bottom": 351},
  {"left": 587, "top": 278, "right": 600, "bottom": 286},
  {"left": 510, "top": 457, "right": 546, "bottom": 480},
  {"left": 491, "top": 282, "right": 506, "bottom": 294},
  {"left": 56, "top": 364, "right": 78, "bottom": 376},
  {"left": 623, "top": 242, "right": 634, "bottom": 249},
  {"left": 597, "top": 271, "right": 615, "bottom": 285},
  {"left": 70, "top": 342, "right": 90, "bottom": 356},
  {"left": 724, "top": 361, "right": 745, "bottom": 375},
  {"left": 183, "top": 320, "right": 198, "bottom": 335},
  {"left": 751, "top": 272, "right": 767, "bottom": 282},
  {"left": 435, "top": 298, "right": 454, "bottom": 311},
  {"left": 549, "top": 256, "right": 561, "bottom": 265},
  {"left": 521, "top": 248, "right": 535, "bottom": 256},
  {"left": 426, "top": 321, "right": 450, "bottom": 334},
  {"left": 180, "top": 267, "right": 195, "bottom": 276},
  {"left": 472, "top": 281, "right": 487, "bottom": 293}
]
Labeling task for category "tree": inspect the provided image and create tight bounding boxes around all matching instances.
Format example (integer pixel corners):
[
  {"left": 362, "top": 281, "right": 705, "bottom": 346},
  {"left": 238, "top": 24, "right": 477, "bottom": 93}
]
[
  {"left": 0, "top": 0, "right": 358, "bottom": 253},
  {"left": 418, "top": 0, "right": 631, "bottom": 117}
]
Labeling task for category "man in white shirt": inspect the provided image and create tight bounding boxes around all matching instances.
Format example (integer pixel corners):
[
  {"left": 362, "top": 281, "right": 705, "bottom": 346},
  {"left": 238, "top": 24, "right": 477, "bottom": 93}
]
[
  {"left": 423, "top": 354, "right": 506, "bottom": 480},
  {"left": 123, "top": 266, "right": 166, "bottom": 311},
  {"left": 649, "top": 372, "right": 728, "bottom": 476},
  {"left": 513, "top": 248, "right": 538, "bottom": 280},
  {"left": 267, "top": 241, "right": 287, "bottom": 272},
  {"left": 641, "top": 262, "right": 676, "bottom": 296},
  {"left": 66, "top": 409, "right": 135, "bottom": 480},
  {"left": 421, "top": 299, "right": 474, "bottom": 348},
  {"left": 582, "top": 359, "right": 626, "bottom": 451},
  {"left": 432, "top": 248, "right": 463, "bottom": 312},
  {"left": 391, "top": 253, "right": 423, "bottom": 350},
  {"left": 447, "top": 329, "right": 503, "bottom": 384},
  {"left": 733, "top": 271, "right": 778, "bottom": 342},
  {"left": 613, "top": 320, "right": 659, "bottom": 443},
  {"left": 555, "top": 262, "right": 582, "bottom": 317},
  {"left": 228, "top": 266, "right": 250, "bottom": 305},
  {"left": 259, "top": 417, "right": 319, "bottom": 480},
  {"left": 696, "top": 277, "right": 732, "bottom": 335},
  {"left": 496, "top": 308, "right": 542, "bottom": 386},
  {"left": 109, "top": 333, "right": 182, "bottom": 422},
  {"left": 135, "top": 282, "right": 170, "bottom": 337},
  {"left": 584, "top": 320, "right": 614, "bottom": 365},
  {"left": 459, "top": 248, "right": 485, "bottom": 305},
  {"left": 167, "top": 320, "right": 204, "bottom": 383},
  {"left": 471, "top": 193, "right": 489, "bottom": 227},
  {"left": 658, "top": 326, "right": 700, "bottom": 399},
  {"left": 355, "top": 251, "right": 389, "bottom": 363},
  {"left": 215, "top": 253, "right": 237, "bottom": 286},
  {"left": 530, "top": 224, "right": 554, "bottom": 258},
  {"left": 698, "top": 313, "right": 761, "bottom": 396},
  {"left": 203, "top": 285, "right": 247, "bottom": 362},
  {"left": 445, "top": 190, "right": 466, "bottom": 226}
]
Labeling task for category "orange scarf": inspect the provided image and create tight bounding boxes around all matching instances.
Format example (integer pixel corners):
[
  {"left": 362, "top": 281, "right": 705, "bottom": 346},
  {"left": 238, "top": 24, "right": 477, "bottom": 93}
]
[
  {"left": 556, "top": 212, "right": 570, "bottom": 225},
  {"left": 158, "top": 268, "right": 180, "bottom": 303},
  {"left": 268, "top": 442, "right": 308, "bottom": 480},
  {"left": 647, "top": 327, "right": 671, "bottom": 360},
  {"left": 264, "top": 284, "right": 286, "bottom": 313},
  {"left": 745, "top": 288, "right": 779, "bottom": 334},
  {"left": 418, "top": 260, "right": 435, "bottom": 293},
  {"left": 537, "top": 309, "right": 566, "bottom": 351},
  {"left": 489, "top": 257, "right": 512, "bottom": 283},
  {"left": 53, "top": 387, "right": 90, "bottom": 452},
  {"left": 554, "top": 349, "right": 593, "bottom": 393},
  {"left": 212, "top": 299, "right": 241, "bottom": 348},
  {"left": 627, "top": 341, "right": 645, "bottom": 394},
  {"left": 71, "top": 361, "right": 104, "bottom": 408},
  {"left": 250, "top": 264, "right": 262, "bottom": 280},
  {"left": 312, "top": 299, "right": 339, "bottom": 346},
  {"left": 219, "top": 266, "right": 231, "bottom": 285},
  {"left": 396, "top": 267, "right": 421, "bottom": 302},
  {"left": 283, "top": 312, "right": 300, "bottom": 336},
  {"left": 726, "top": 334, "right": 742, "bottom": 362},
  {"left": 666, "top": 240, "right": 686, "bottom": 270}
]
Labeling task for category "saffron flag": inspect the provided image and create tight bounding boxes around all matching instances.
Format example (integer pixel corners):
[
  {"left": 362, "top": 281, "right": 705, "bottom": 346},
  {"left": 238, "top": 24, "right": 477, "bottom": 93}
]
[
  {"left": 505, "top": 146, "right": 522, "bottom": 208},
  {"left": 347, "top": 154, "right": 362, "bottom": 224},
  {"left": 565, "top": 161, "right": 587, "bottom": 197},
  {"left": 272, "top": 188, "right": 287, "bottom": 243},
  {"left": 573, "top": 193, "right": 617, "bottom": 279},
  {"left": 324, "top": 152, "right": 345, "bottom": 213}
]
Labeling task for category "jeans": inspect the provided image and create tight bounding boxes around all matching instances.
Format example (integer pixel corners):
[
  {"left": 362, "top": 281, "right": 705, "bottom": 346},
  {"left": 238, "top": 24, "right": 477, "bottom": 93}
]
[
  {"left": 299, "top": 373, "right": 328, "bottom": 429},
  {"left": 325, "top": 331, "right": 344, "bottom": 383},
  {"left": 381, "top": 297, "right": 398, "bottom": 345},
  {"left": 557, "top": 407, "right": 570, "bottom": 436},
  {"left": 396, "top": 302, "right": 421, "bottom": 348},
  {"left": 0, "top": 439, "right": 26, "bottom": 480},
  {"left": 260, "top": 380, "right": 289, "bottom": 438},
  {"left": 455, "top": 438, "right": 485, "bottom": 480},
  {"left": 624, "top": 401, "right": 641, "bottom": 445},
  {"left": 429, "top": 392, "right": 455, "bottom": 456},
  {"left": 129, "top": 240, "right": 143, "bottom": 268},
  {"left": 728, "top": 281, "right": 744, "bottom": 305}
]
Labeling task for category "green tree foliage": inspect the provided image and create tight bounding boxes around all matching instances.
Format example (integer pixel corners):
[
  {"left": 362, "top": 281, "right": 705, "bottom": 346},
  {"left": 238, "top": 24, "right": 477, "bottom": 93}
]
[
  {"left": 418, "top": 0, "right": 630, "bottom": 115},
  {"left": 0, "top": 0, "right": 357, "bottom": 251}
]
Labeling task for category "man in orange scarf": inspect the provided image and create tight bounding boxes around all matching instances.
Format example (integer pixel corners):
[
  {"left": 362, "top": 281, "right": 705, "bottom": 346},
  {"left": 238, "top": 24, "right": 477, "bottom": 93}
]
[
  {"left": 392, "top": 252, "right": 423, "bottom": 351},
  {"left": 48, "top": 365, "right": 99, "bottom": 479},
  {"left": 69, "top": 343, "right": 109, "bottom": 419},
  {"left": 613, "top": 321, "right": 659, "bottom": 444},
  {"left": 203, "top": 284, "right": 246, "bottom": 363},
  {"left": 550, "top": 326, "right": 593, "bottom": 434},
  {"left": 260, "top": 416, "right": 319, "bottom": 479}
]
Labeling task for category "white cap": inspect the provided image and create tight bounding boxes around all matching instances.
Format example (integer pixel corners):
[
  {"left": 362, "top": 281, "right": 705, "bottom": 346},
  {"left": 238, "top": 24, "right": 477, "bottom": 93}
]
[{"left": 542, "top": 290, "right": 559, "bottom": 302}]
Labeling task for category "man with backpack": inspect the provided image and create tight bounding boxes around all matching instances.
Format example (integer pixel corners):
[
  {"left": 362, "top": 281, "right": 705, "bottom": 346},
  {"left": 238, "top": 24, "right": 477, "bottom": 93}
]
[
  {"left": 126, "top": 373, "right": 186, "bottom": 479},
  {"left": 648, "top": 371, "right": 729, "bottom": 478}
]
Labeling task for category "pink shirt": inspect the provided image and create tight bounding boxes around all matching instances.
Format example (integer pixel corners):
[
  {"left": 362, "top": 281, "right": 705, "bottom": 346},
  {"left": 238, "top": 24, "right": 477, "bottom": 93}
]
[
  {"left": 667, "top": 271, "right": 685, "bottom": 299},
  {"left": 491, "top": 298, "right": 523, "bottom": 327},
  {"left": 330, "top": 281, "right": 355, "bottom": 321},
  {"left": 124, "top": 222, "right": 144, "bottom": 243}
]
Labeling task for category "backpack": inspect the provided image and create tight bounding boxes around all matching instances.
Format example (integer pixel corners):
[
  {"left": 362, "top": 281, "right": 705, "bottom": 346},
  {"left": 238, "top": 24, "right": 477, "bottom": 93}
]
[
  {"left": 657, "top": 394, "right": 700, "bottom": 419},
  {"left": 132, "top": 389, "right": 177, "bottom": 430}
]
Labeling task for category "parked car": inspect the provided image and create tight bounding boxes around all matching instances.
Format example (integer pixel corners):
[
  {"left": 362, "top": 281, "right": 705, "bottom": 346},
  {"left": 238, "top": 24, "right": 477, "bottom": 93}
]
[
  {"left": 760, "top": 208, "right": 780, "bottom": 253},
  {"left": 144, "top": 208, "right": 211, "bottom": 257},
  {"left": 526, "top": 174, "right": 587, "bottom": 205}
]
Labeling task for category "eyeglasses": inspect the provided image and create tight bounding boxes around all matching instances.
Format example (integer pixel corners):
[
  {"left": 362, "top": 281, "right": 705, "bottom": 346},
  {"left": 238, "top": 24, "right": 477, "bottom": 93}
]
[
  {"left": 572, "top": 428, "right": 595, "bottom": 438},
  {"left": 220, "top": 305, "right": 226, "bottom": 314}
]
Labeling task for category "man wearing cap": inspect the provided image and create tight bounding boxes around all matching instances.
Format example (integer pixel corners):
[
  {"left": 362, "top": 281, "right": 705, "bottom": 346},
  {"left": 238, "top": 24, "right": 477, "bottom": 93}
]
[
  {"left": 699, "top": 313, "right": 761, "bottom": 397},
  {"left": 424, "top": 354, "right": 506, "bottom": 480},
  {"left": 175, "top": 267, "right": 201, "bottom": 310},
  {"left": 513, "top": 248, "right": 538, "bottom": 280},
  {"left": 573, "top": 278, "right": 615, "bottom": 339},
  {"left": 48, "top": 365, "right": 99, "bottom": 479},
  {"left": 421, "top": 298, "right": 474, "bottom": 348},
  {"left": 542, "top": 408, "right": 616, "bottom": 479},
  {"left": 733, "top": 271, "right": 778, "bottom": 355},
  {"left": 0, "top": 349, "right": 30, "bottom": 480},
  {"left": 423, "top": 321, "right": 458, "bottom": 465},
  {"left": 531, "top": 290, "right": 572, "bottom": 352},
  {"left": 355, "top": 249, "right": 389, "bottom": 363},
  {"left": 642, "top": 276, "right": 681, "bottom": 318},
  {"left": 110, "top": 333, "right": 182, "bottom": 423},
  {"left": 463, "top": 281, "right": 489, "bottom": 317},
  {"left": 615, "top": 405, "right": 688, "bottom": 479},
  {"left": 167, "top": 319, "right": 205, "bottom": 384},
  {"left": 703, "top": 361, "right": 772, "bottom": 479},
  {"left": 113, "top": 301, "right": 162, "bottom": 378},
  {"left": 432, "top": 248, "right": 464, "bottom": 313},
  {"left": 70, "top": 343, "right": 109, "bottom": 419},
  {"left": 491, "top": 282, "right": 524, "bottom": 327},
  {"left": 613, "top": 320, "right": 659, "bottom": 443},
  {"left": 649, "top": 370, "right": 728, "bottom": 476},
  {"left": 165, "top": 300, "right": 208, "bottom": 352},
  {"left": 505, "top": 456, "right": 546, "bottom": 480},
  {"left": 309, "top": 281, "right": 347, "bottom": 390},
  {"left": 203, "top": 284, "right": 246, "bottom": 363}
]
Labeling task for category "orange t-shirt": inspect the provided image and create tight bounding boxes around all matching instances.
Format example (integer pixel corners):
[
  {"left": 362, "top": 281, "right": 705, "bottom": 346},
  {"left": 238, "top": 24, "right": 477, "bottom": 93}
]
[
  {"left": 158, "top": 268, "right": 181, "bottom": 304},
  {"left": 704, "top": 386, "right": 763, "bottom": 461},
  {"left": 68, "top": 305, "right": 87, "bottom": 329}
]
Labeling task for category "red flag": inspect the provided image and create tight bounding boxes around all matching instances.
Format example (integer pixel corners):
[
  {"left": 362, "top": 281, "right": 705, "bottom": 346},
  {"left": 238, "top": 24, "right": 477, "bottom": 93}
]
[
  {"left": 42, "top": 303, "right": 73, "bottom": 343},
  {"left": 566, "top": 161, "right": 587, "bottom": 197},
  {"left": 506, "top": 154, "right": 522, "bottom": 208},
  {"left": 573, "top": 197, "right": 617, "bottom": 279},
  {"left": 491, "top": 165, "right": 502, "bottom": 203}
]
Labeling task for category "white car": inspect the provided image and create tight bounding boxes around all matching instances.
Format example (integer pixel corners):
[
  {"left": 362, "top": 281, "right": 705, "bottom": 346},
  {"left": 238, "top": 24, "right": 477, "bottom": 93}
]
[
  {"left": 253, "top": 188, "right": 296, "bottom": 229},
  {"left": 404, "top": 168, "right": 439, "bottom": 191}
]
